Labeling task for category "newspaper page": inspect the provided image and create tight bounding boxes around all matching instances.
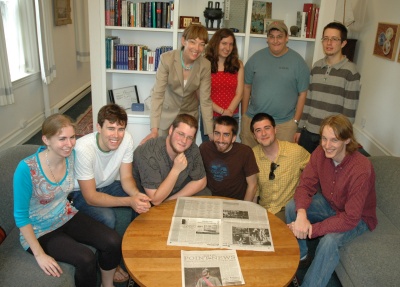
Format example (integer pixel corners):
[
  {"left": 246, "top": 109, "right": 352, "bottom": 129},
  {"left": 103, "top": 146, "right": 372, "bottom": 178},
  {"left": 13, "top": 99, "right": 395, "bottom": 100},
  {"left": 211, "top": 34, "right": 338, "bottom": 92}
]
[
  {"left": 167, "top": 197, "right": 274, "bottom": 251},
  {"left": 181, "top": 249, "right": 245, "bottom": 287}
]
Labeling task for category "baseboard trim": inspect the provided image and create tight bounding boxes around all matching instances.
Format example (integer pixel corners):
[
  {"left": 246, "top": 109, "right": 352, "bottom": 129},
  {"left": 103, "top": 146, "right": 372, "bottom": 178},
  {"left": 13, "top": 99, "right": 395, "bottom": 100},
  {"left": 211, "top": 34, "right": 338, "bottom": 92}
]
[
  {"left": 53, "top": 83, "right": 91, "bottom": 114},
  {"left": 354, "top": 125, "right": 392, "bottom": 156},
  {"left": 0, "top": 113, "right": 44, "bottom": 151},
  {"left": 0, "top": 83, "right": 92, "bottom": 151}
]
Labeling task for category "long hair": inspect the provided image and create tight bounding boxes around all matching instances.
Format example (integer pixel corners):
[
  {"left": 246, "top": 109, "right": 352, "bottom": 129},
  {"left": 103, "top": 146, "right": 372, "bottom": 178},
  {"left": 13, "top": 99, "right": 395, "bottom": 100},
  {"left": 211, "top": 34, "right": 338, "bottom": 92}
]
[
  {"left": 319, "top": 114, "right": 359, "bottom": 153},
  {"left": 205, "top": 28, "right": 240, "bottom": 74}
]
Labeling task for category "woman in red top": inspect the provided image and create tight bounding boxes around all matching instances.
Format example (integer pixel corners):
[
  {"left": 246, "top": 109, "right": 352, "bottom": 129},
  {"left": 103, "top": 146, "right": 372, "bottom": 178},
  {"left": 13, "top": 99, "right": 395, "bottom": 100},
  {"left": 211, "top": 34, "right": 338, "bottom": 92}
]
[{"left": 200, "top": 28, "right": 244, "bottom": 141}]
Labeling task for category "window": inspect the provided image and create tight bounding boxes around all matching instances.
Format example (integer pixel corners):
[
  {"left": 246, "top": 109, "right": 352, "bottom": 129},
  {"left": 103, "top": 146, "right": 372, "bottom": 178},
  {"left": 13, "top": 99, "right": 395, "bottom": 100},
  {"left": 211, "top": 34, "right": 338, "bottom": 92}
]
[{"left": 0, "top": 0, "right": 39, "bottom": 82}]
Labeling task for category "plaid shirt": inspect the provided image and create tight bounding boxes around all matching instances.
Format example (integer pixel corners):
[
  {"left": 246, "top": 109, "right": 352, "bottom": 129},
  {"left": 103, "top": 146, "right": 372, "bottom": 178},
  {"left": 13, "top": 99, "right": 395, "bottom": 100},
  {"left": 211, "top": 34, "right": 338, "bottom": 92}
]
[{"left": 253, "top": 140, "right": 310, "bottom": 214}]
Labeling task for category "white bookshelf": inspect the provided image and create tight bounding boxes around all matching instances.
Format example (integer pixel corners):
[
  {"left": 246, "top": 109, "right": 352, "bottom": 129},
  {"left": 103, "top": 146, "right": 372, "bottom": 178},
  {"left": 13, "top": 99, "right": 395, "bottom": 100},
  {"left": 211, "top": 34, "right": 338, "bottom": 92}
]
[{"left": 88, "top": 0, "right": 338, "bottom": 144}]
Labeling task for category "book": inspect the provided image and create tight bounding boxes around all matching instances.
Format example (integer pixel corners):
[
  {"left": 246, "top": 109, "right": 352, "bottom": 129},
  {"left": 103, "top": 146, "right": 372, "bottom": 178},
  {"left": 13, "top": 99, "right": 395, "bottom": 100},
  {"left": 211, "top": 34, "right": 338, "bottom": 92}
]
[
  {"left": 161, "top": 2, "right": 168, "bottom": 28},
  {"left": 296, "top": 11, "right": 307, "bottom": 38},
  {"left": 251, "top": 1, "right": 272, "bottom": 34},
  {"left": 312, "top": 7, "right": 320, "bottom": 39},
  {"left": 156, "top": 2, "right": 162, "bottom": 28},
  {"left": 303, "top": 3, "right": 316, "bottom": 38}
]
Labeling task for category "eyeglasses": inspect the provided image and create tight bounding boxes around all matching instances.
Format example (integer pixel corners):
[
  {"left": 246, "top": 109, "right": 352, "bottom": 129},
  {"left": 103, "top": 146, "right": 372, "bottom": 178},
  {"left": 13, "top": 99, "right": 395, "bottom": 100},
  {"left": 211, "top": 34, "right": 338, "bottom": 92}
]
[
  {"left": 321, "top": 37, "right": 341, "bottom": 43},
  {"left": 174, "top": 130, "right": 194, "bottom": 142},
  {"left": 269, "top": 162, "right": 279, "bottom": 180},
  {"left": 268, "top": 34, "right": 285, "bottom": 40}
]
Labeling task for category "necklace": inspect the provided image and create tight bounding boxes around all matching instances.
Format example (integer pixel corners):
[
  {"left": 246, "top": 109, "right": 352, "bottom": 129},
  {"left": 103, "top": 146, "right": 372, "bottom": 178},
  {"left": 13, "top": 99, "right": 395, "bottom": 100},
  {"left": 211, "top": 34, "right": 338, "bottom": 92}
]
[
  {"left": 180, "top": 51, "right": 193, "bottom": 70},
  {"left": 45, "top": 150, "right": 70, "bottom": 192}
]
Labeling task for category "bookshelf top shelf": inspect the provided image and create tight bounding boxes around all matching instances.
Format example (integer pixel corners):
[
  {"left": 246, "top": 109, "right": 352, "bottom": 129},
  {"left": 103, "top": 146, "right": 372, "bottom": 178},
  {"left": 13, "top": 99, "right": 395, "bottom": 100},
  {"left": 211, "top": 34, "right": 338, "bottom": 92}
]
[{"left": 105, "top": 26, "right": 174, "bottom": 33}]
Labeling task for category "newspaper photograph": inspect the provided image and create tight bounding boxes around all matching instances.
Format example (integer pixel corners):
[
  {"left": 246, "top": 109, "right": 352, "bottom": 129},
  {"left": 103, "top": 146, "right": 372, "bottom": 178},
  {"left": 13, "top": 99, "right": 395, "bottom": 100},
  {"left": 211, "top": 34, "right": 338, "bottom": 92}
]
[
  {"left": 181, "top": 249, "right": 245, "bottom": 287},
  {"left": 168, "top": 197, "right": 274, "bottom": 251}
]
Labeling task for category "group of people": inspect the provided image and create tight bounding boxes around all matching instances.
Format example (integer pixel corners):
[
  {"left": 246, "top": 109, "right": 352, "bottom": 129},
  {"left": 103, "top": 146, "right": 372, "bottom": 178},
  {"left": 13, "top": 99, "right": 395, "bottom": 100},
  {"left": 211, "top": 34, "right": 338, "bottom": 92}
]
[{"left": 14, "top": 20, "right": 376, "bottom": 287}]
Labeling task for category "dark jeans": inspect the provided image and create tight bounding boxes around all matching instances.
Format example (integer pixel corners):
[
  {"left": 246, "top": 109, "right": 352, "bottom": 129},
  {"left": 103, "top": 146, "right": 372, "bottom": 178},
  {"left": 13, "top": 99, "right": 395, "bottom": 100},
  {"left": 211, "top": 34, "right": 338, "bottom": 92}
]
[
  {"left": 29, "top": 212, "right": 122, "bottom": 287},
  {"left": 298, "top": 128, "right": 321, "bottom": 154}
]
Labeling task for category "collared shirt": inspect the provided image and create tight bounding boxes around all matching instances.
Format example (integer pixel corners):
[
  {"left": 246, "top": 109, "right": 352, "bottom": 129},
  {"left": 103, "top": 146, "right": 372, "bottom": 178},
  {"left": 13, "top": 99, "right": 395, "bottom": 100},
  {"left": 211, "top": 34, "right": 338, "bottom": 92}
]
[
  {"left": 133, "top": 136, "right": 205, "bottom": 197},
  {"left": 253, "top": 140, "right": 310, "bottom": 214},
  {"left": 294, "top": 146, "right": 377, "bottom": 238},
  {"left": 298, "top": 56, "right": 361, "bottom": 134}
]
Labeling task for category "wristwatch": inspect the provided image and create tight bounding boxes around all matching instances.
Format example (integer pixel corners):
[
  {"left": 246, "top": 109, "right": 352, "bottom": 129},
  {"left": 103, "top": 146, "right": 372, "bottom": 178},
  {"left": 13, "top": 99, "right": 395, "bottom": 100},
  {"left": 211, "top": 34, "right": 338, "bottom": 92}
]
[{"left": 294, "top": 119, "right": 299, "bottom": 125}]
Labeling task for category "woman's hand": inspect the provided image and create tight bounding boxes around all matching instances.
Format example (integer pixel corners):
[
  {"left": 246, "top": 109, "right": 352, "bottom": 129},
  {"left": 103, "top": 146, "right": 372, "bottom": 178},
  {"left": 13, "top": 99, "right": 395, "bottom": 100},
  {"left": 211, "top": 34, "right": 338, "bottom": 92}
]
[
  {"left": 140, "top": 129, "right": 158, "bottom": 145},
  {"left": 222, "top": 109, "right": 234, "bottom": 117},
  {"left": 35, "top": 252, "right": 63, "bottom": 277}
]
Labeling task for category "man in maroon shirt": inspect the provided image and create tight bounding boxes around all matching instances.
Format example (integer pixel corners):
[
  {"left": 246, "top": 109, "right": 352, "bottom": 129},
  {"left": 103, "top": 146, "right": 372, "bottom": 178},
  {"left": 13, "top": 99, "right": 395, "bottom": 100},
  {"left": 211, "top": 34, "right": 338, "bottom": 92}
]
[{"left": 286, "top": 114, "right": 377, "bottom": 287}]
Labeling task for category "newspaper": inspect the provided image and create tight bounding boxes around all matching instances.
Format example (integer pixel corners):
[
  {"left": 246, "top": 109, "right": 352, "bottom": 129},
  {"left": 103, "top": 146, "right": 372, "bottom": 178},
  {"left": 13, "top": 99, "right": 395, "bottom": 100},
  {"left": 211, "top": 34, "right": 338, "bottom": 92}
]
[
  {"left": 181, "top": 249, "right": 245, "bottom": 287},
  {"left": 168, "top": 197, "right": 274, "bottom": 252}
]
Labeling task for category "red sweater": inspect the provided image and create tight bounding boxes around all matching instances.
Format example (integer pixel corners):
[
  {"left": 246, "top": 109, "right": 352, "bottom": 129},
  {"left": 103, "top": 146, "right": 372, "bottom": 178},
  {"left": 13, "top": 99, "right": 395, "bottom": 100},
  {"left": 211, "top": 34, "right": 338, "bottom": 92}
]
[{"left": 294, "top": 146, "right": 377, "bottom": 238}]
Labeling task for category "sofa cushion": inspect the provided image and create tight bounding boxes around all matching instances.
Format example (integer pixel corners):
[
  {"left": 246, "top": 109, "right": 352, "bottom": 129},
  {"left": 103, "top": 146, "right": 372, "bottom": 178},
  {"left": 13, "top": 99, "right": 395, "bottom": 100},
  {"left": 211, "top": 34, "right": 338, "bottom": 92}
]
[
  {"left": 338, "top": 208, "right": 400, "bottom": 286},
  {"left": 0, "top": 145, "right": 39, "bottom": 235},
  {"left": 0, "top": 227, "right": 75, "bottom": 287},
  {"left": 369, "top": 156, "right": 400, "bottom": 230}
]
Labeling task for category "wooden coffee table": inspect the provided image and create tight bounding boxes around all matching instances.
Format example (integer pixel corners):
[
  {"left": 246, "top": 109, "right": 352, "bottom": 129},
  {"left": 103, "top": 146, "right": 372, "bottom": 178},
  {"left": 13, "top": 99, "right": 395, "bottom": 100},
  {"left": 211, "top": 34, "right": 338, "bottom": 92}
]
[{"left": 122, "top": 197, "right": 299, "bottom": 287}]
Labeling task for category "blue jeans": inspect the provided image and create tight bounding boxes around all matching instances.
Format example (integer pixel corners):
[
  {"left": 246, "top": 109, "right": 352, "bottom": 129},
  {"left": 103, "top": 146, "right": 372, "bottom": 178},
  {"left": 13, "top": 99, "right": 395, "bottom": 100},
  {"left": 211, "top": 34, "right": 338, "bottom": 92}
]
[
  {"left": 286, "top": 193, "right": 369, "bottom": 287},
  {"left": 71, "top": 181, "right": 137, "bottom": 229}
]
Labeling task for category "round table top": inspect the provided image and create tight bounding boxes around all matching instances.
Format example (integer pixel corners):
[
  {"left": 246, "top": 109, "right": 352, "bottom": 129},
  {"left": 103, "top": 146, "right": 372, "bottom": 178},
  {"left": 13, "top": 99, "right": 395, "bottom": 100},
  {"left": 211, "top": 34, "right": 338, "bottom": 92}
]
[{"left": 122, "top": 198, "right": 299, "bottom": 287}]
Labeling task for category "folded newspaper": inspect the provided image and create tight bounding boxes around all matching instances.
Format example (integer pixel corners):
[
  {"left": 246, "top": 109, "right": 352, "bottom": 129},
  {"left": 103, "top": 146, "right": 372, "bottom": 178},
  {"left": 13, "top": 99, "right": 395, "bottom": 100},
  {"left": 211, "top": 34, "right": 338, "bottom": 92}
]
[
  {"left": 168, "top": 197, "right": 274, "bottom": 252},
  {"left": 181, "top": 249, "right": 245, "bottom": 287}
]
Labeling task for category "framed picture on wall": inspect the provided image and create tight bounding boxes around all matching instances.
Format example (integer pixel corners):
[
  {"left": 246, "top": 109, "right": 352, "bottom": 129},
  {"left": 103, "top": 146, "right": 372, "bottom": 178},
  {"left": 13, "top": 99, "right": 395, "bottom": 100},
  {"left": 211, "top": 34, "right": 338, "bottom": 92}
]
[
  {"left": 54, "top": 0, "right": 72, "bottom": 26},
  {"left": 373, "top": 22, "right": 400, "bottom": 61}
]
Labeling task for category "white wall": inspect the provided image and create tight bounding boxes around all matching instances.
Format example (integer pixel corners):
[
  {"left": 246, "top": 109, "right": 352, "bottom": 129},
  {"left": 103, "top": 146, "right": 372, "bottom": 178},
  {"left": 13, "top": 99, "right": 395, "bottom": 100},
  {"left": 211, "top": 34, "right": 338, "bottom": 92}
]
[
  {"left": 351, "top": 0, "right": 400, "bottom": 156},
  {"left": 0, "top": 2, "right": 90, "bottom": 151}
]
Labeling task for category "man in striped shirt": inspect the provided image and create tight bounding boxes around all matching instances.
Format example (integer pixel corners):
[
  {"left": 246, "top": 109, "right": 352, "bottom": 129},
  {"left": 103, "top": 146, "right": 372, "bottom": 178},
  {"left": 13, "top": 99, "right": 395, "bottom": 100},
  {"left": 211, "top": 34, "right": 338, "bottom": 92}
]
[{"left": 295, "top": 22, "right": 361, "bottom": 154}]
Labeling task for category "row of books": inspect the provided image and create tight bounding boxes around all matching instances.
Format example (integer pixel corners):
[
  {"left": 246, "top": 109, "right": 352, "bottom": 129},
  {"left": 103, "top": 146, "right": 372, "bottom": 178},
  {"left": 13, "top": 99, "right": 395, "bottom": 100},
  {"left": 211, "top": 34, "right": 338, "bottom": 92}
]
[
  {"left": 105, "top": 0, "right": 174, "bottom": 29},
  {"left": 106, "top": 36, "right": 172, "bottom": 71},
  {"left": 297, "top": 3, "right": 319, "bottom": 38}
]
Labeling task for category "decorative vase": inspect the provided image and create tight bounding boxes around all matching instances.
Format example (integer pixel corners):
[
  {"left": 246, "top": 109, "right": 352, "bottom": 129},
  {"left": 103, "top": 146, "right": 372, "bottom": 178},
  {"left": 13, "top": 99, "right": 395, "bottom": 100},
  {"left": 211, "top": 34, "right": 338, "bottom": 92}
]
[{"left": 203, "top": 1, "right": 224, "bottom": 30}]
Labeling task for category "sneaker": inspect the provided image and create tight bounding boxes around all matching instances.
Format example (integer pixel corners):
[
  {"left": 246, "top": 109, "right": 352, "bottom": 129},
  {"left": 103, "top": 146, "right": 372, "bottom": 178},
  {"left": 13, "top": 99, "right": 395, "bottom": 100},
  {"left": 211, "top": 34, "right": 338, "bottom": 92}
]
[{"left": 298, "top": 254, "right": 313, "bottom": 269}]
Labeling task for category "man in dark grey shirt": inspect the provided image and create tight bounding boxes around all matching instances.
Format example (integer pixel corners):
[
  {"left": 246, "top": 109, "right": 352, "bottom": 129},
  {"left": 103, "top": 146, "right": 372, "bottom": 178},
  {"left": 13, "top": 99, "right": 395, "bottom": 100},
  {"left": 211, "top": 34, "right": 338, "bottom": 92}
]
[{"left": 133, "top": 114, "right": 207, "bottom": 206}]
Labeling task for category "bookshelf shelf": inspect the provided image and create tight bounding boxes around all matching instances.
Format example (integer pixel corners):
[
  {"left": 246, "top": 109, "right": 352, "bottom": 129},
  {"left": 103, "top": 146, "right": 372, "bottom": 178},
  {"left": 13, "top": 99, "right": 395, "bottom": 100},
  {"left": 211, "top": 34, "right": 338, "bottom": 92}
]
[
  {"left": 106, "top": 26, "right": 174, "bottom": 33},
  {"left": 106, "top": 69, "right": 157, "bottom": 75}
]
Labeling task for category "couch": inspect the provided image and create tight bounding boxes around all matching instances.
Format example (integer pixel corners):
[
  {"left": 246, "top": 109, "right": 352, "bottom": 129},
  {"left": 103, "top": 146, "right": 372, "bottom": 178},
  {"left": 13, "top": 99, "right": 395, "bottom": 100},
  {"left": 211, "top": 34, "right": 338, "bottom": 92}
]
[
  {"left": 335, "top": 156, "right": 400, "bottom": 287},
  {"left": 0, "top": 145, "right": 132, "bottom": 287}
]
